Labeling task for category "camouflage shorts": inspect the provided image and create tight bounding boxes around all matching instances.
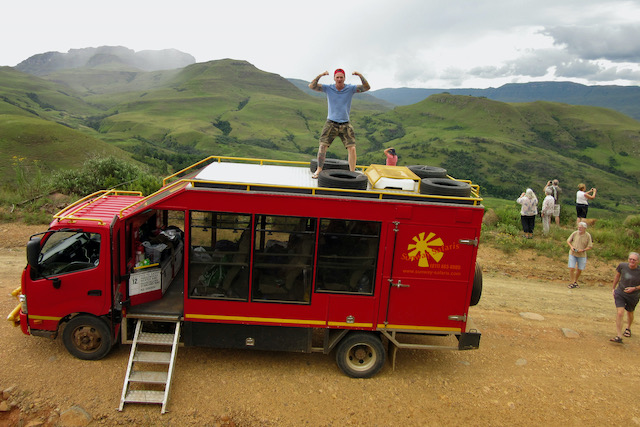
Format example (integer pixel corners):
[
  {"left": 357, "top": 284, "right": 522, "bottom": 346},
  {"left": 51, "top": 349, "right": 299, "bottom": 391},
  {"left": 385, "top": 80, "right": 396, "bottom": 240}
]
[{"left": 319, "top": 120, "right": 356, "bottom": 148}]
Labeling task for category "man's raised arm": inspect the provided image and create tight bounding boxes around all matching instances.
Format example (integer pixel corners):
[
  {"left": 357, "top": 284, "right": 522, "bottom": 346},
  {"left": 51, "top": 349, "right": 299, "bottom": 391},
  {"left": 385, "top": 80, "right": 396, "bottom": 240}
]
[
  {"left": 309, "top": 71, "right": 329, "bottom": 92},
  {"left": 353, "top": 71, "right": 370, "bottom": 93}
]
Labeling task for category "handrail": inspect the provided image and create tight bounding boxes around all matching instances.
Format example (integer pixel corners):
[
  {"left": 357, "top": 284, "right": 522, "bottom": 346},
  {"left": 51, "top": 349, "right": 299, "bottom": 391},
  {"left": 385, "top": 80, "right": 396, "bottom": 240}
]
[
  {"left": 118, "top": 180, "right": 192, "bottom": 218},
  {"left": 125, "top": 177, "right": 483, "bottom": 211},
  {"left": 83, "top": 158, "right": 482, "bottom": 222}
]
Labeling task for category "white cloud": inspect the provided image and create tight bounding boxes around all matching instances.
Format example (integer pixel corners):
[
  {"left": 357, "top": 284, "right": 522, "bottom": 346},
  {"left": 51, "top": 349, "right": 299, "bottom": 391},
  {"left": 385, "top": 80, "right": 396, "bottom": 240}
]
[{"left": 3, "top": 0, "right": 640, "bottom": 88}]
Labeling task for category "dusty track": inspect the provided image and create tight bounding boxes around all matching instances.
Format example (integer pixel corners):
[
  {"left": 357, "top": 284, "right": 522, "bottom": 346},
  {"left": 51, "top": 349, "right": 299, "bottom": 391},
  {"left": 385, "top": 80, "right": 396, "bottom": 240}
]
[{"left": 1, "top": 223, "right": 637, "bottom": 426}]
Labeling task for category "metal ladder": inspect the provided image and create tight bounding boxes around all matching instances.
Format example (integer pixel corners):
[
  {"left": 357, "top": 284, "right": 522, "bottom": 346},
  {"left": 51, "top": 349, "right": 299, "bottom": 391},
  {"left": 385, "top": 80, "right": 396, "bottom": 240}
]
[{"left": 118, "top": 319, "right": 181, "bottom": 414}]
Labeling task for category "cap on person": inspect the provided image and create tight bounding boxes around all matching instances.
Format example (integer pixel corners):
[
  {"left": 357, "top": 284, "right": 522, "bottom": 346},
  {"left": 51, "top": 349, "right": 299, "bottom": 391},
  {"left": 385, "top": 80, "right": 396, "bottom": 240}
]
[{"left": 334, "top": 68, "right": 345, "bottom": 76}]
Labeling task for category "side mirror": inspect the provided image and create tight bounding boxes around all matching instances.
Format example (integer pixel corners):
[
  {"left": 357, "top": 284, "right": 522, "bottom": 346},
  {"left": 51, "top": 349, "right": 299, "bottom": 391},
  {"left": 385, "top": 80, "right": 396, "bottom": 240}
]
[{"left": 26, "top": 237, "right": 42, "bottom": 271}]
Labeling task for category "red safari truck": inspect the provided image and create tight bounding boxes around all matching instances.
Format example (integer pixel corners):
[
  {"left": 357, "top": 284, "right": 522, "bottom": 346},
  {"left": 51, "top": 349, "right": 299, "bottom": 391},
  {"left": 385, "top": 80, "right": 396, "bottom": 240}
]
[{"left": 8, "top": 156, "right": 483, "bottom": 380}]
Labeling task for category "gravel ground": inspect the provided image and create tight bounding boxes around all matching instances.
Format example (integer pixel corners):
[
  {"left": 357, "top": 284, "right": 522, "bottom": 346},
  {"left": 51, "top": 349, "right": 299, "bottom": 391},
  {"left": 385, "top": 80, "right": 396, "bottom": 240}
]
[{"left": 1, "top": 223, "right": 638, "bottom": 426}]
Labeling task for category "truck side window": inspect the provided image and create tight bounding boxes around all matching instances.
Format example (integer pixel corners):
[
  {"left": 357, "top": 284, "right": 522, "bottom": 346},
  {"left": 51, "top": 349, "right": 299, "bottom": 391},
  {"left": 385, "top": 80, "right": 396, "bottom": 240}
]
[
  {"left": 37, "top": 231, "right": 101, "bottom": 277},
  {"left": 189, "top": 211, "right": 251, "bottom": 300},
  {"left": 252, "top": 215, "right": 316, "bottom": 303},
  {"left": 315, "top": 219, "right": 381, "bottom": 294}
]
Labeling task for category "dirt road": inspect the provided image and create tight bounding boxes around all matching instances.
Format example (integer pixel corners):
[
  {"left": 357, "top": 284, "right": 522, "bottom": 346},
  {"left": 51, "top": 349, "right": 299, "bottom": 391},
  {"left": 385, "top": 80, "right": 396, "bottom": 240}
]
[{"left": 1, "top": 223, "right": 639, "bottom": 426}]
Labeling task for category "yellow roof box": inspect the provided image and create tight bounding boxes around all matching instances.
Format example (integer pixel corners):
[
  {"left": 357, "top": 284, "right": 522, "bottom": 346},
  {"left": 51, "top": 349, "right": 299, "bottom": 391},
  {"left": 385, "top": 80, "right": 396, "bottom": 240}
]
[{"left": 364, "top": 165, "right": 421, "bottom": 191}]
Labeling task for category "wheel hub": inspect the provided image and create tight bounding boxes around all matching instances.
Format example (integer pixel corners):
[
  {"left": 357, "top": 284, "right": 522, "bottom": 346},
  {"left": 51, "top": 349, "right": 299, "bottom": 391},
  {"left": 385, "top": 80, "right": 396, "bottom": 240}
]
[{"left": 73, "top": 326, "right": 101, "bottom": 351}]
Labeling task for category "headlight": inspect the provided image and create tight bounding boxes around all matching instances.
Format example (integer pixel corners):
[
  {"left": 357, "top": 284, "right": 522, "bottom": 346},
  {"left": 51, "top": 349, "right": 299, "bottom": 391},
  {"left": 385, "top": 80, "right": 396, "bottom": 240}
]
[{"left": 19, "top": 294, "right": 27, "bottom": 314}]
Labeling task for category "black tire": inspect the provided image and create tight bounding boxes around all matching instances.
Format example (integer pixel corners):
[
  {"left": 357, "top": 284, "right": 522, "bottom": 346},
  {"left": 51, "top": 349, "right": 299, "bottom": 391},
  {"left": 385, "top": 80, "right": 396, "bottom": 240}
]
[
  {"left": 470, "top": 263, "right": 482, "bottom": 306},
  {"left": 318, "top": 170, "right": 368, "bottom": 190},
  {"left": 420, "top": 178, "right": 472, "bottom": 197},
  {"left": 335, "top": 332, "right": 386, "bottom": 378},
  {"left": 310, "top": 158, "right": 350, "bottom": 173},
  {"left": 62, "top": 315, "right": 112, "bottom": 360},
  {"left": 408, "top": 165, "right": 448, "bottom": 179}
]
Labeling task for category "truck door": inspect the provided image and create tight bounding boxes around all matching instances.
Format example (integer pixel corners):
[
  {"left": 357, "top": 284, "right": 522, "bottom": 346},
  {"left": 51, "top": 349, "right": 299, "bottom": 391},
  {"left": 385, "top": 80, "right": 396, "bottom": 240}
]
[
  {"left": 382, "top": 221, "right": 478, "bottom": 331},
  {"left": 27, "top": 230, "right": 109, "bottom": 326}
]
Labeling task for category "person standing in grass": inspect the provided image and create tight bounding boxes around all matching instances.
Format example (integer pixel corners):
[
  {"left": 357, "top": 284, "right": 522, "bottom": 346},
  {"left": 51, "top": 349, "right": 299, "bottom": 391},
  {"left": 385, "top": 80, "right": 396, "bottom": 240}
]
[
  {"left": 610, "top": 252, "right": 640, "bottom": 344},
  {"left": 309, "top": 69, "right": 370, "bottom": 178},
  {"left": 566, "top": 222, "right": 593, "bottom": 288},
  {"left": 516, "top": 188, "right": 538, "bottom": 239},
  {"left": 576, "top": 183, "right": 596, "bottom": 225},
  {"left": 552, "top": 179, "right": 562, "bottom": 226},
  {"left": 541, "top": 187, "right": 555, "bottom": 235}
]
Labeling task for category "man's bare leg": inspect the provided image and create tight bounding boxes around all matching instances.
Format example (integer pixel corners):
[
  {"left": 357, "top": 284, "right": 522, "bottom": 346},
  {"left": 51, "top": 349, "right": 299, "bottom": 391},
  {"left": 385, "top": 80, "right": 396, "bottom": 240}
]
[
  {"left": 312, "top": 144, "right": 327, "bottom": 179},
  {"left": 574, "top": 268, "right": 582, "bottom": 283},
  {"left": 347, "top": 146, "right": 356, "bottom": 172},
  {"left": 616, "top": 307, "right": 625, "bottom": 338}
]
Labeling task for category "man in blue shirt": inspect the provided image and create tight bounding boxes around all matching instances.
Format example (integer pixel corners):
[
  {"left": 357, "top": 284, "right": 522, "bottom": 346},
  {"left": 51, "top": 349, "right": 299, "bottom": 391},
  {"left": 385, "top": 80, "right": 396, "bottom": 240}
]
[{"left": 309, "top": 68, "right": 370, "bottom": 178}]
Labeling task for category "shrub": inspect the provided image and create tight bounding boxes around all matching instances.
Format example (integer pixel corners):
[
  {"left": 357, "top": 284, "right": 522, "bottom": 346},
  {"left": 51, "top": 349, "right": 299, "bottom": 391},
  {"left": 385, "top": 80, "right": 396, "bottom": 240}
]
[
  {"left": 53, "top": 156, "right": 161, "bottom": 196},
  {"left": 623, "top": 215, "right": 640, "bottom": 228}
]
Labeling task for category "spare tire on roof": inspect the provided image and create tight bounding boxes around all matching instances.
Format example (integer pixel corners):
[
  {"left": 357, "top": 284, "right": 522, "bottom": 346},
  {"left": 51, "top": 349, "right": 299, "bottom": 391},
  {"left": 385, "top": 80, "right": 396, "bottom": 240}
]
[
  {"left": 407, "top": 165, "right": 448, "bottom": 179},
  {"left": 318, "top": 170, "right": 368, "bottom": 190},
  {"left": 420, "top": 177, "right": 471, "bottom": 197},
  {"left": 310, "top": 158, "right": 350, "bottom": 173}
]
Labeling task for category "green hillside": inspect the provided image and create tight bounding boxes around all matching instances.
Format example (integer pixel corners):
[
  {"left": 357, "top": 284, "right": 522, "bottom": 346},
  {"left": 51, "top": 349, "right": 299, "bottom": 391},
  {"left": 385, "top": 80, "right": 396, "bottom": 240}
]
[
  {"left": 0, "top": 114, "right": 130, "bottom": 181},
  {"left": 1, "top": 60, "right": 640, "bottom": 214},
  {"left": 0, "top": 66, "right": 102, "bottom": 123},
  {"left": 355, "top": 94, "right": 640, "bottom": 211},
  {"left": 83, "top": 60, "right": 389, "bottom": 166}
]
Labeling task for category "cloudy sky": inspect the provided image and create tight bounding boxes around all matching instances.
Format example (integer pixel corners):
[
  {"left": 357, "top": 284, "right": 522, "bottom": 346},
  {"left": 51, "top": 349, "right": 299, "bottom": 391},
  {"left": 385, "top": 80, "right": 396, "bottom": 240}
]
[{"left": 3, "top": 0, "right": 640, "bottom": 89}]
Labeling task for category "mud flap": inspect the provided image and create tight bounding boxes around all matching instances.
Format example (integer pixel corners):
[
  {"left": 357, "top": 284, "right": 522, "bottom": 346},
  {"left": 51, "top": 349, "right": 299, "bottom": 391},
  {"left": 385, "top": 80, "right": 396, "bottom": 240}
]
[
  {"left": 388, "top": 339, "right": 399, "bottom": 371},
  {"left": 457, "top": 317, "right": 481, "bottom": 350},
  {"left": 457, "top": 331, "right": 481, "bottom": 350}
]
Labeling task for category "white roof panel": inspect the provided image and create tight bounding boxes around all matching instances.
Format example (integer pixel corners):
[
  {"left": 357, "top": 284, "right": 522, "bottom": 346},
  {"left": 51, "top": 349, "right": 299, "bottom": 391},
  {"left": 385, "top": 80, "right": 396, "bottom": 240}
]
[{"left": 195, "top": 162, "right": 318, "bottom": 188}]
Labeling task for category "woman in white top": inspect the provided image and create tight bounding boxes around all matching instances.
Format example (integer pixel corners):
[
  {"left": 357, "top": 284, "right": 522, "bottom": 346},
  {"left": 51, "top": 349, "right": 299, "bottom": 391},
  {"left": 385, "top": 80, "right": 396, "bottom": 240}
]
[
  {"left": 517, "top": 188, "right": 538, "bottom": 238},
  {"left": 576, "top": 183, "right": 596, "bottom": 225}
]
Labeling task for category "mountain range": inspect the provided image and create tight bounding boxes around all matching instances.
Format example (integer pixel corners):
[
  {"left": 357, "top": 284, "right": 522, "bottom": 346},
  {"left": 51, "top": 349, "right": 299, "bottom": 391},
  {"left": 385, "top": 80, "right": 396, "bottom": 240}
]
[
  {"left": 15, "top": 46, "right": 195, "bottom": 75},
  {"left": 2, "top": 47, "right": 640, "bottom": 214},
  {"left": 370, "top": 82, "right": 640, "bottom": 121}
]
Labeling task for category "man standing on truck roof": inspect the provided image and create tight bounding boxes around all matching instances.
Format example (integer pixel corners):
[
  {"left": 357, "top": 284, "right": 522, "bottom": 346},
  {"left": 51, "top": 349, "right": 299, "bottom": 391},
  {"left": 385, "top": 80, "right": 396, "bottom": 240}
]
[{"left": 309, "top": 69, "right": 370, "bottom": 178}]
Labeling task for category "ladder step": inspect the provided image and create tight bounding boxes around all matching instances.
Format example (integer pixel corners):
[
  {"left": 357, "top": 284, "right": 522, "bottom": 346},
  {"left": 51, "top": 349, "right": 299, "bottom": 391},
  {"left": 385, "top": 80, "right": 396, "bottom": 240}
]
[
  {"left": 124, "top": 390, "right": 165, "bottom": 404},
  {"left": 134, "top": 351, "right": 171, "bottom": 364},
  {"left": 129, "top": 371, "right": 168, "bottom": 384},
  {"left": 138, "top": 332, "right": 174, "bottom": 345}
]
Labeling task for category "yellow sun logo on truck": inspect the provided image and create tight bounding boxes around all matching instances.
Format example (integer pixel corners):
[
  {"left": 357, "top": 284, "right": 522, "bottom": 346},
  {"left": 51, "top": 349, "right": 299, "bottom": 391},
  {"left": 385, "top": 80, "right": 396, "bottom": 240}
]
[{"left": 407, "top": 232, "right": 444, "bottom": 267}]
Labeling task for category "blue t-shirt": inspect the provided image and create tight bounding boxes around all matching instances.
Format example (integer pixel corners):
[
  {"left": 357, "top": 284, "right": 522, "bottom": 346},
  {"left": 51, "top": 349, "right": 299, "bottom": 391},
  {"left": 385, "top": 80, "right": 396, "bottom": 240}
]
[{"left": 322, "top": 84, "right": 358, "bottom": 123}]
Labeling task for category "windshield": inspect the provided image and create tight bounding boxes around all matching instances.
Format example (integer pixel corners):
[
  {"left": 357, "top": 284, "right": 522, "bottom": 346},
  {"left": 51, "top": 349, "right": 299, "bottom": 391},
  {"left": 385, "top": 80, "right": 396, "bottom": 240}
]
[{"left": 38, "top": 231, "right": 101, "bottom": 276}]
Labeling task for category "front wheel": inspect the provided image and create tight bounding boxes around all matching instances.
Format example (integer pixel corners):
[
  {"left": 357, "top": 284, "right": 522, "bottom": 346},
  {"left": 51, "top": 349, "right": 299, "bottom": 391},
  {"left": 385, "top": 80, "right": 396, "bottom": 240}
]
[
  {"left": 62, "top": 315, "right": 112, "bottom": 360},
  {"left": 335, "top": 332, "right": 386, "bottom": 378}
]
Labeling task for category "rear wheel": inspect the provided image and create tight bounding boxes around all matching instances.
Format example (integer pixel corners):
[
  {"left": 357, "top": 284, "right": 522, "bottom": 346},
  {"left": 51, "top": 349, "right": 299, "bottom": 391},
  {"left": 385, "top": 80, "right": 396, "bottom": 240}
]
[
  {"left": 62, "top": 315, "right": 112, "bottom": 360},
  {"left": 335, "top": 332, "right": 386, "bottom": 378}
]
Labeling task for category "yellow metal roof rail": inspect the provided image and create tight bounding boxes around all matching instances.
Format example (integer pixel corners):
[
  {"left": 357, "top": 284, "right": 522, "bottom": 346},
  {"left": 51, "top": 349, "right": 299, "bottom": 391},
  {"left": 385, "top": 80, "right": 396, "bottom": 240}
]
[
  {"left": 118, "top": 179, "right": 193, "bottom": 218},
  {"left": 162, "top": 156, "right": 311, "bottom": 187},
  {"left": 54, "top": 189, "right": 143, "bottom": 225}
]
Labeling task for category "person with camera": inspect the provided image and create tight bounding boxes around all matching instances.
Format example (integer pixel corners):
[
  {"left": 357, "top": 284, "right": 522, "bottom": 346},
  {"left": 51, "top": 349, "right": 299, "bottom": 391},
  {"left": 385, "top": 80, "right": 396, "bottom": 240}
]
[
  {"left": 576, "top": 183, "right": 596, "bottom": 225},
  {"left": 517, "top": 188, "right": 538, "bottom": 239}
]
